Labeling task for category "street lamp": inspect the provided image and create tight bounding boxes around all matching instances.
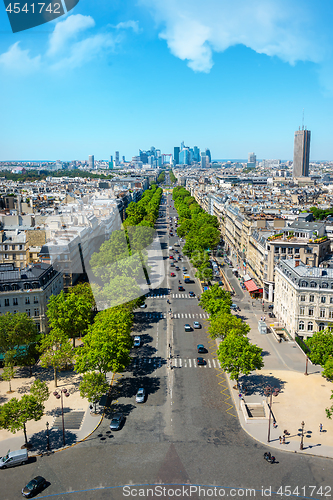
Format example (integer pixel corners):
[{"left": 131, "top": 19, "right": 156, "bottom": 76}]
[
  {"left": 300, "top": 420, "right": 305, "bottom": 450},
  {"left": 264, "top": 385, "right": 280, "bottom": 442},
  {"left": 53, "top": 388, "right": 70, "bottom": 446},
  {"left": 305, "top": 355, "right": 309, "bottom": 376},
  {"left": 46, "top": 421, "right": 50, "bottom": 451}
]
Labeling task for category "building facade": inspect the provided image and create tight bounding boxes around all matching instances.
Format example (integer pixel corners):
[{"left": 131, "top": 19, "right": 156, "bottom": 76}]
[{"left": 293, "top": 128, "right": 311, "bottom": 177}]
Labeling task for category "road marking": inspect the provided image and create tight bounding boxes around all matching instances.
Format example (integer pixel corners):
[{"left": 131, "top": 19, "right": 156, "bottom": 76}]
[
  {"left": 218, "top": 360, "right": 221, "bottom": 368},
  {"left": 185, "top": 313, "right": 187, "bottom": 318},
  {"left": 181, "top": 313, "right": 184, "bottom": 318},
  {"left": 208, "top": 359, "right": 211, "bottom": 368},
  {"left": 199, "top": 313, "right": 202, "bottom": 318},
  {"left": 172, "top": 294, "right": 175, "bottom": 298},
  {"left": 193, "top": 359, "right": 197, "bottom": 368},
  {"left": 212, "top": 359, "right": 216, "bottom": 368},
  {"left": 188, "top": 358, "right": 192, "bottom": 368},
  {"left": 179, "top": 358, "right": 182, "bottom": 367}
]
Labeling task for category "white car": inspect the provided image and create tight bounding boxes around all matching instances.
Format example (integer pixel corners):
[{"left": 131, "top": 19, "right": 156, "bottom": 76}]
[
  {"left": 133, "top": 336, "right": 141, "bottom": 347},
  {"left": 193, "top": 321, "right": 201, "bottom": 329},
  {"left": 136, "top": 388, "right": 145, "bottom": 403}
]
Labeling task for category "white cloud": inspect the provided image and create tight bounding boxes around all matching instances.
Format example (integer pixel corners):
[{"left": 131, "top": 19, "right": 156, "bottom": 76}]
[
  {"left": 48, "top": 14, "right": 95, "bottom": 56},
  {"left": 139, "top": 0, "right": 327, "bottom": 72},
  {"left": 114, "top": 20, "right": 141, "bottom": 33},
  {"left": 0, "top": 42, "right": 41, "bottom": 73},
  {"left": 50, "top": 33, "right": 117, "bottom": 71}
]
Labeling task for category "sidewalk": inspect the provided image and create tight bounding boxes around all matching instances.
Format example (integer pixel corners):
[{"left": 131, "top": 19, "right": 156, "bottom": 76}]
[{"left": 221, "top": 259, "right": 333, "bottom": 459}]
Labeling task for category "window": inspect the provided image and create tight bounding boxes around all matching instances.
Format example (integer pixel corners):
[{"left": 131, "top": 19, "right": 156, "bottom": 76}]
[
  {"left": 267, "top": 245, "right": 270, "bottom": 250},
  {"left": 26, "top": 309, "right": 30, "bottom": 317},
  {"left": 13, "top": 298, "right": 18, "bottom": 306},
  {"left": 12, "top": 254, "right": 16, "bottom": 260},
  {"left": 310, "top": 282, "right": 317, "bottom": 288},
  {"left": 34, "top": 308, "right": 39, "bottom": 317},
  {"left": 309, "top": 295, "right": 314, "bottom": 302},
  {"left": 301, "top": 281, "right": 308, "bottom": 287},
  {"left": 330, "top": 297, "right": 333, "bottom": 304},
  {"left": 320, "top": 309, "right": 326, "bottom": 318},
  {"left": 300, "top": 295, "right": 305, "bottom": 302},
  {"left": 329, "top": 310, "right": 333, "bottom": 319},
  {"left": 281, "top": 247, "right": 286, "bottom": 254},
  {"left": 36, "top": 323, "right": 41, "bottom": 332},
  {"left": 308, "top": 321, "right": 313, "bottom": 331},
  {"left": 4, "top": 245, "right": 8, "bottom": 250},
  {"left": 5, "top": 299, "right": 9, "bottom": 307},
  {"left": 13, "top": 310, "right": 17, "bottom": 314},
  {"left": 319, "top": 322, "right": 325, "bottom": 331},
  {"left": 321, "top": 296, "right": 326, "bottom": 303},
  {"left": 309, "top": 308, "right": 314, "bottom": 316},
  {"left": 12, "top": 245, "right": 15, "bottom": 250},
  {"left": 300, "top": 306, "right": 305, "bottom": 315},
  {"left": 322, "top": 282, "right": 329, "bottom": 288},
  {"left": 275, "top": 247, "right": 279, "bottom": 254},
  {"left": 19, "top": 245, "right": 23, "bottom": 250},
  {"left": 299, "top": 321, "right": 305, "bottom": 330},
  {"left": 25, "top": 297, "right": 30, "bottom": 304},
  {"left": 4, "top": 254, "right": 9, "bottom": 259},
  {"left": 306, "top": 248, "right": 313, "bottom": 254},
  {"left": 288, "top": 247, "right": 293, "bottom": 254},
  {"left": 33, "top": 296, "right": 38, "bottom": 304}
]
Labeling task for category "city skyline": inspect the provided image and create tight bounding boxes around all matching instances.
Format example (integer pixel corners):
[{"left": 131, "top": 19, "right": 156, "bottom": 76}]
[{"left": 1, "top": 1, "right": 333, "bottom": 160}]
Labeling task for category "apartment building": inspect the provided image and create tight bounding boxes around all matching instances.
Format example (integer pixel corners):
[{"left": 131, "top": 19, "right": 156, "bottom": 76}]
[
  {"left": 275, "top": 258, "right": 333, "bottom": 340},
  {"left": 0, "top": 262, "right": 63, "bottom": 332}
]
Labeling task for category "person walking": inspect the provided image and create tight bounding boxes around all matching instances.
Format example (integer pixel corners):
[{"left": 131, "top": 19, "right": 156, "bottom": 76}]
[
  {"left": 264, "top": 316, "right": 266, "bottom": 321},
  {"left": 320, "top": 423, "right": 323, "bottom": 432},
  {"left": 279, "top": 436, "right": 282, "bottom": 444},
  {"left": 261, "top": 316, "right": 263, "bottom": 321},
  {"left": 282, "top": 435, "right": 286, "bottom": 444}
]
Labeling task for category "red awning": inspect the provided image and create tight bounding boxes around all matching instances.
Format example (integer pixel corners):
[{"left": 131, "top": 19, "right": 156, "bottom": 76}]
[{"left": 244, "top": 279, "right": 259, "bottom": 292}]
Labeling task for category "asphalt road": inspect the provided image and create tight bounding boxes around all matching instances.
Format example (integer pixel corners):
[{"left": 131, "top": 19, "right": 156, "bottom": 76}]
[{"left": 3, "top": 188, "right": 333, "bottom": 500}]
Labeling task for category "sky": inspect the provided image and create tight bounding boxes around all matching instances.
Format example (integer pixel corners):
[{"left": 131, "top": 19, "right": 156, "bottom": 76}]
[{"left": 1, "top": 0, "right": 333, "bottom": 161}]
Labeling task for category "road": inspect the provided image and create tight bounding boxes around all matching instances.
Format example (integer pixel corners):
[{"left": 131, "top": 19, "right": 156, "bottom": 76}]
[{"left": 3, "top": 184, "right": 333, "bottom": 499}]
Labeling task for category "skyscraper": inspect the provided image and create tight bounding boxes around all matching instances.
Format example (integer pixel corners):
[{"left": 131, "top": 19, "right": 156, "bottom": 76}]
[
  {"left": 201, "top": 152, "right": 207, "bottom": 168},
  {"left": 205, "top": 148, "right": 211, "bottom": 163},
  {"left": 115, "top": 151, "right": 120, "bottom": 166},
  {"left": 174, "top": 147, "right": 180, "bottom": 165},
  {"left": 293, "top": 128, "right": 311, "bottom": 177},
  {"left": 247, "top": 152, "right": 256, "bottom": 169},
  {"left": 88, "top": 155, "right": 94, "bottom": 169}
]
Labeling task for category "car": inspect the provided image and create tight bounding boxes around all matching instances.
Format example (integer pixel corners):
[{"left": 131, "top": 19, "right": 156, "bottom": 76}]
[
  {"left": 268, "top": 304, "right": 274, "bottom": 309},
  {"left": 182, "top": 267, "right": 187, "bottom": 271},
  {"left": 268, "top": 312, "right": 275, "bottom": 318},
  {"left": 178, "top": 286, "right": 185, "bottom": 291},
  {"left": 218, "top": 281, "right": 224, "bottom": 286},
  {"left": 169, "top": 256, "right": 173, "bottom": 259},
  {"left": 136, "top": 388, "right": 145, "bottom": 403},
  {"left": 230, "top": 303, "right": 238, "bottom": 310},
  {"left": 184, "top": 324, "right": 192, "bottom": 331},
  {"left": 170, "top": 262, "right": 175, "bottom": 267},
  {"left": 22, "top": 476, "right": 47, "bottom": 498},
  {"left": 110, "top": 413, "right": 124, "bottom": 430},
  {"left": 197, "top": 344, "right": 205, "bottom": 353},
  {"left": 170, "top": 272, "right": 176, "bottom": 277},
  {"left": 197, "top": 357, "right": 205, "bottom": 366},
  {"left": 189, "top": 291, "right": 195, "bottom": 297},
  {"left": 133, "top": 336, "right": 141, "bottom": 347},
  {"left": 193, "top": 321, "right": 201, "bottom": 329},
  {"left": 139, "top": 303, "right": 147, "bottom": 308}
]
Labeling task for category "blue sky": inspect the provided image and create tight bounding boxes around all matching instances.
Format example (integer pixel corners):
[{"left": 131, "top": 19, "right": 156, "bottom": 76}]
[{"left": 1, "top": 0, "right": 333, "bottom": 161}]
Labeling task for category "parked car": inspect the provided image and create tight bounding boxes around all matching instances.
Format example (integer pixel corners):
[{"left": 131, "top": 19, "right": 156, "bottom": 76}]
[
  {"left": 133, "top": 336, "right": 141, "bottom": 347},
  {"left": 22, "top": 476, "right": 47, "bottom": 498},
  {"left": 197, "top": 344, "right": 205, "bottom": 353},
  {"left": 230, "top": 303, "right": 238, "bottom": 310},
  {"left": 136, "top": 388, "right": 145, "bottom": 403},
  {"left": 170, "top": 262, "right": 175, "bottom": 267},
  {"left": 197, "top": 357, "right": 205, "bottom": 366},
  {"left": 184, "top": 324, "right": 192, "bottom": 331},
  {"left": 182, "top": 267, "right": 187, "bottom": 271},
  {"left": 178, "top": 286, "right": 185, "bottom": 291},
  {"left": 193, "top": 321, "right": 201, "bottom": 329},
  {"left": 189, "top": 291, "right": 195, "bottom": 297},
  {"left": 175, "top": 266, "right": 180, "bottom": 271},
  {"left": 110, "top": 413, "right": 124, "bottom": 430}
]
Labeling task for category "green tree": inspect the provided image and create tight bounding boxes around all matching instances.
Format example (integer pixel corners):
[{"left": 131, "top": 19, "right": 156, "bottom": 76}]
[
  {"left": 79, "top": 372, "right": 110, "bottom": 412},
  {"left": 323, "top": 356, "right": 333, "bottom": 381},
  {"left": 70, "top": 282, "right": 96, "bottom": 309},
  {"left": 0, "top": 312, "right": 38, "bottom": 355},
  {"left": 0, "top": 395, "right": 44, "bottom": 447},
  {"left": 306, "top": 330, "right": 333, "bottom": 366},
  {"left": 39, "top": 330, "right": 73, "bottom": 387},
  {"left": 217, "top": 334, "right": 264, "bottom": 387},
  {"left": 75, "top": 307, "right": 133, "bottom": 376},
  {"left": 199, "top": 284, "right": 232, "bottom": 315},
  {"left": 209, "top": 311, "right": 250, "bottom": 340},
  {"left": 47, "top": 290, "right": 93, "bottom": 347},
  {"left": 2, "top": 365, "right": 16, "bottom": 393},
  {"left": 30, "top": 379, "right": 50, "bottom": 404}
]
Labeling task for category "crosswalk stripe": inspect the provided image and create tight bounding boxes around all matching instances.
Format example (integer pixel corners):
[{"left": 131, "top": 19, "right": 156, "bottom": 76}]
[
  {"left": 188, "top": 358, "right": 192, "bottom": 368},
  {"left": 208, "top": 359, "right": 211, "bottom": 368},
  {"left": 185, "top": 313, "right": 187, "bottom": 318},
  {"left": 184, "top": 359, "right": 187, "bottom": 367},
  {"left": 199, "top": 313, "right": 202, "bottom": 318},
  {"left": 172, "top": 294, "right": 175, "bottom": 298},
  {"left": 212, "top": 359, "right": 216, "bottom": 368},
  {"left": 181, "top": 313, "right": 184, "bottom": 318},
  {"left": 179, "top": 358, "right": 182, "bottom": 367},
  {"left": 193, "top": 359, "right": 197, "bottom": 368}
]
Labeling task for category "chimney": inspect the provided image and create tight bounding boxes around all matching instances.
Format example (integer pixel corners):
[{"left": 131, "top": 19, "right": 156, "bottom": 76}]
[{"left": 295, "top": 259, "right": 300, "bottom": 267}]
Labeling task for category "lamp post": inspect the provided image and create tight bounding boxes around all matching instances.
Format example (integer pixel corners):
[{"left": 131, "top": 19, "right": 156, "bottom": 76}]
[
  {"left": 300, "top": 420, "right": 305, "bottom": 450},
  {"left": 305, "top": 355, "right": 309, "bottom": 376},
  {"left": 46, "top": 421, "right": 50, "bottom": 451},
  {"left": 264, "top": 385, "right": 280, "bottom": 442},
  {"left": 53, "top": 388, "right": 70, "bottom": 447}
]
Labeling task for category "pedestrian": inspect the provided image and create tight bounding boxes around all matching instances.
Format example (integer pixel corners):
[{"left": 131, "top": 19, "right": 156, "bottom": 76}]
[
  {"left": 279, "top": 436, "right": 282, "bottom": 444},
  {"left": 320, "top": 423, "right": 323, "bottom": 432},
  {"left": 282, "top": 435, "right": 285, "bottom": 444},
  {"left": 261, "top": 316, "right": 263, "bottom": 321},
  {"left": 264, "top": 316, "right": 266, "bottom": 321}
]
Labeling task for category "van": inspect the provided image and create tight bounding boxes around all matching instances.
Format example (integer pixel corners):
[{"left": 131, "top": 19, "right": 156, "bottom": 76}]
[{"left": 0, "top": 449, "right": 28, "bottom": 469}]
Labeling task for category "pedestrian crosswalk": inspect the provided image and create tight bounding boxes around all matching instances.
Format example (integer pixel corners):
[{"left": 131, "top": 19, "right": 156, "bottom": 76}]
[
  {"left": 172, "top": 358, "right": 221, "bottom": 369},
  {"left": 146, "top": 294, "right": 196, "bottom": 299},
  {"left": 131, "top": 357, "right": 164, "bottom": 368},
  {"left": 136, "top": 312, "right": 209, "bottom": 319}
]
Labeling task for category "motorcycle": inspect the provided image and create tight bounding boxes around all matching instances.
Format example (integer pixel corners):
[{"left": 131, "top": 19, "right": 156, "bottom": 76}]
[{"left": 263, "top": 452, "right": 275, "bottom": 464}]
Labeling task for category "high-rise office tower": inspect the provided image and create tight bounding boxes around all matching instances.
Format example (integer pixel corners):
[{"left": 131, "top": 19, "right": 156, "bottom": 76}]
[
  {"left": 122, "top": 156, "right": 125, "bottom": 163},
  {"left": 193, "top": 146, "right": 200, "bottom": 162},
  {"left": 88, "top": 155, "right": 94, "bottom": 169},
  {"left": 247, "top": 152, "right": 256, "bottom": 169},
  {"left": 205, "top": 148, "right": 211, "bottom": 163},
  {"left": 201, "top": 152, "right": 207, "bottom": 168},
  {"left": 293, "top": 127, "right": 311, "bottom": 177},
  {"left": 174, "top": 147, "right": 180, "bottom": 165},
  {"left": 115, "top": 151, "right": 120, "bottom": 166},
  {"left": 110, "top": 155, "right": 113, "bottom": 163}
]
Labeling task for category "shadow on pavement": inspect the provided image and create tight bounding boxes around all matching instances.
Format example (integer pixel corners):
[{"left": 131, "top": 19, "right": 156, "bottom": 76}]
[{"left": 239, "top": 373, "right": 286, "bottom": 396}]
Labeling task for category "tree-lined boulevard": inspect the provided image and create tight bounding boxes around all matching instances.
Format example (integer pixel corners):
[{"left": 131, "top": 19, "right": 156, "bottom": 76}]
[{"left": 2, "top": 181, "right": 333, "bottom": 499}]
